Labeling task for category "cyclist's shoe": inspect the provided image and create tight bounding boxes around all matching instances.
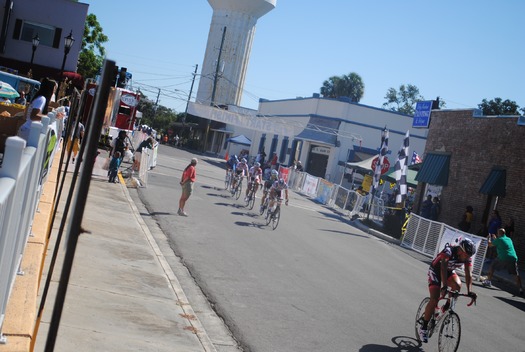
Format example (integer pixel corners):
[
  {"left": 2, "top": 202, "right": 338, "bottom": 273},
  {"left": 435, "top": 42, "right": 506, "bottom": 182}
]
[
  {"left": 244, "top": 197, "right": 249, "bottom": 202},
  {"left": 482, "top": 279, "right": 492, "bottom": 287},
  {"left": 418, "top": 328, "right": 429, "bottom": 343}
]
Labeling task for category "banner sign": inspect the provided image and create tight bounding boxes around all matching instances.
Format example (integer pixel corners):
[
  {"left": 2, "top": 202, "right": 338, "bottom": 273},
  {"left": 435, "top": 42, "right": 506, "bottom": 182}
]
[
  {"left": 188, "top": 102, "right": 296, "bottom": 136},
  {"left": 413, "top": 100, "right": 433, "bottom": 128},
  {"left": 315, "top": 179, "right": 334, "bottom": 205},
  {"left": 302, "top": 174, "right": 319, "bottom": 197}
]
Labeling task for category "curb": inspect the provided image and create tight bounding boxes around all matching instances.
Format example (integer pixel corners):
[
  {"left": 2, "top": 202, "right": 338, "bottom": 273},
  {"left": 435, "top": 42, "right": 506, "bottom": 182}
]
[{"left": 121, "top": 182, "right": 218, "bottom": 352}]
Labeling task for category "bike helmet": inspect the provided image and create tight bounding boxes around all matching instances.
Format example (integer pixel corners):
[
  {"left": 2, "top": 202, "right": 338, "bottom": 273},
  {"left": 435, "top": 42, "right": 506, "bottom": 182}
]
[
  {"left": 271, "top": 169, "right": 279, "bottom": 178},
  {"left": 459, "top": 238, "right": 476, "bottom": 256},
  {"left": 241, "top": 158, "right": 247, "bottom": 163},
  {"left": 254, "top": 162, "right": 261, "bottom": 167}
]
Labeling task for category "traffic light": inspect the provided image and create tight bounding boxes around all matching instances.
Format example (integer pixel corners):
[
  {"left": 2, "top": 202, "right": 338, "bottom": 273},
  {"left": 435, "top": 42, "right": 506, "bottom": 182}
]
[
  {"left": 117, "top": 67, "right": 127, "bottom": 88},
  {"left": 110, "top": 65, "right": 119, "bottom": 87}
]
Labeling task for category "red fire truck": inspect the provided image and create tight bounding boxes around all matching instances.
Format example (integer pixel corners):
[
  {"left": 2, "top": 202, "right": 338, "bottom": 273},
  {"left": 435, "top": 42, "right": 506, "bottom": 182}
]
[{"left": 82, "top": 83, "right": 140, "bottom": 131}]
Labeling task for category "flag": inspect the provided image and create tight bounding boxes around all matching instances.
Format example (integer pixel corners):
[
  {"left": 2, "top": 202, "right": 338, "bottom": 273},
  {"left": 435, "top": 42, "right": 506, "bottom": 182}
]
[
  {"left": 395, "top": 130, "right": 410, "bottom": 204},
  {"left": 372, "top": 127, "right": 389, "bottom": 194},
  {"left": 411, "top": 151, "right": 422, "bottom": 165}
]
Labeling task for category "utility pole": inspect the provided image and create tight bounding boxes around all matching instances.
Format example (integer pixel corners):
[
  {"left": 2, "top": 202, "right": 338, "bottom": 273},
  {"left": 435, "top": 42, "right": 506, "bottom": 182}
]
[
  {"left": 203, "top": 26, "right": 227, "bottom": 153},
  {"left": 153, "top": 88, "right": 160, "bottom": 119},
  {"left": 183, "top": 64, "right": 199, "bottom": 127}
]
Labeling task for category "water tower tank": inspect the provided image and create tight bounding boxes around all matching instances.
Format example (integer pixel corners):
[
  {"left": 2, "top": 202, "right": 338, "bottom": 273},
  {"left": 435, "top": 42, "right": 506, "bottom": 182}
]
[{"left": 196, "top": 0, "right": 276, "bottom": 107}]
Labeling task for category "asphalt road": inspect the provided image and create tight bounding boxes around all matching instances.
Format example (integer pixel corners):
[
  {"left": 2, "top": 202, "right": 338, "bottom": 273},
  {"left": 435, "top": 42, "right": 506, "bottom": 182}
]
[{"left": 131, "top": 145, "right": 525, "bottom": 352}]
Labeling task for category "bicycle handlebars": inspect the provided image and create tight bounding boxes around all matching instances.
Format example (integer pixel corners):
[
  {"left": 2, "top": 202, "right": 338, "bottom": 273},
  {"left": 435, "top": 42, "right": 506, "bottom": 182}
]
[{"left": 442, "top": 289, "right": 477, "bottom": 307}]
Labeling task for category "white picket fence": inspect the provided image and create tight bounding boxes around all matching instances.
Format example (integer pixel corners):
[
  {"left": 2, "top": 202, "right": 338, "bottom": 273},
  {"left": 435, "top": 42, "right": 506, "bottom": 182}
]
[{"left": 0, "top": 116, "right": 59, "bottom": 343}]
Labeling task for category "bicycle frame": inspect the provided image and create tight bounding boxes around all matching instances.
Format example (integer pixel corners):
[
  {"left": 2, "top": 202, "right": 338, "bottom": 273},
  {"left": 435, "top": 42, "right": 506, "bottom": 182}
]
[{"left": 415, "top": 289, "right": 476, "bottom": 351}]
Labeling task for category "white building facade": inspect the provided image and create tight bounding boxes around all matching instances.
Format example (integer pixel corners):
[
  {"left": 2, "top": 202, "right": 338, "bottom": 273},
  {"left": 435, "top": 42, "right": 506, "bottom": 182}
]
[{"left": 189, "top": 95, "right": 428, "bottom": 185}]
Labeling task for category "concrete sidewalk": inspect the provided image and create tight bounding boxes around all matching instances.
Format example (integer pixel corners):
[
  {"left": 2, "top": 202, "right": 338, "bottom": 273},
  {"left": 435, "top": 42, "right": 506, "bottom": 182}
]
[{"left": 0, "top": 151, "right": 216, "bottom": 351}]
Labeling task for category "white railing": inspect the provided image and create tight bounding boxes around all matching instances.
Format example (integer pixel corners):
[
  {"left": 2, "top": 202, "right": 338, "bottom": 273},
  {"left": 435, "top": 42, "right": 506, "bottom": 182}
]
[
  {"left": 283, "top": 167, "right": 384, "bottom": 220},
  {"left": 402, "top": 213, "right": 487, "bottom": 280},
  {"left": 0, "top": 116, "right": 58, "bottom": 344},
  {"left": 281, "top": 166, "right": 486, "bottom": 279}
]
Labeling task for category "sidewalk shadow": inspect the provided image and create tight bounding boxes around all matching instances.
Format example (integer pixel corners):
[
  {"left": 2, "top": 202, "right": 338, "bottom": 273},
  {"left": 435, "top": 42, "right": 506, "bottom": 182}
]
[{"left": 320, "top": 229, "right": 369, "bottom": 238}]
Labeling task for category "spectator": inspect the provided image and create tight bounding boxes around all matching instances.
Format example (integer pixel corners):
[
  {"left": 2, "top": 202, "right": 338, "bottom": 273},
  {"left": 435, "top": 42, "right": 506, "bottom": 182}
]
[
  {"left": 66, "top": 120, "right": 84, "bottom": 164},
  {"left": 111, "top": 130, "right": 128, "bottom": 162},
  {"left": 430, "top": 197, "right": 440, "bottom": 221},
  {"left": 295, "top": 160, "right": 303, "bottom": 172},
  {"left": 483, "top": 228, "right": 523, "bottom": 296},
  {"left": 270, "top": 153, "right": 278, "bottom": 170},
  {"left": 458, "top": 205, "right": 474, "bottom": 232},
  {"left": 15, "top": 91, "right": 27, "bottom": 105},
  {"left": 18, "top": 78, "right": 61, "bottom": 141},
  {"left": 178, "top": 158, "right": 198, "bottom": 217},
  {"left": 133, "top": 137, "right": 154, "bottom": 172},
  {"left": 108, "top": 151, "right": 122, "bottom": 183},
  {"left": 420, "top": 195, "right": 432, "bottom": 219},
  {"left": 487, "top": 210, "right": 502, "bottom": 235}
]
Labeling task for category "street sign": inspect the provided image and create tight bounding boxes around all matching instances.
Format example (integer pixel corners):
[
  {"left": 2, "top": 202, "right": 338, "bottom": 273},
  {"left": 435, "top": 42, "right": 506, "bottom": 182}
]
[
  {"left": 371, "top": 156, "right": 390, "bottom": 174},
  {"left": 413, "top": 100, "right": 433, "bottom": 128}
]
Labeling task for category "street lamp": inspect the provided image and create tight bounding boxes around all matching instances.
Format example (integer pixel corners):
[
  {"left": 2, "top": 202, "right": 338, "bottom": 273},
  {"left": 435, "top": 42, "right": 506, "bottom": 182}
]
[
  {"left": 57, "top": 30, "right": 75, "bottom": 98},
  {"left": 30, "top": 34, "right": 39, "bottom": 71}
]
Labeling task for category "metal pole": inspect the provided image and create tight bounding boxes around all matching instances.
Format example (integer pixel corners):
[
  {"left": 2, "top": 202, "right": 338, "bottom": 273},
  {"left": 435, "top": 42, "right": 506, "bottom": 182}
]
[
  {"left": 183, "top": 64, "right": 198, "bottom": 126},
  {"left": 44, "top": 60, "right": 115, "bottom": 351}
]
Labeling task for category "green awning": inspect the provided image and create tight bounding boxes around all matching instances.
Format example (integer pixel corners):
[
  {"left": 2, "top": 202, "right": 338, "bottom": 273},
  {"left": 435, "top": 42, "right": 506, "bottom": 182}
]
[
  {"left": 384, "top": 168, "right": 418, "bottom": 188},
  {"left": 479, "top": 167, "right": 506, "bottom": 197},
  {"left": 415, "top": 152, "right": 451, "bottom": 186}
]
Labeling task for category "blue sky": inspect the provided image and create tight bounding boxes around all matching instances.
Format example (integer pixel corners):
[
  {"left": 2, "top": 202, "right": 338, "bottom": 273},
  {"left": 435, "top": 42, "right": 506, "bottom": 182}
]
[{"left": 85, "top": 0, "right": 524, "bottom": 113}]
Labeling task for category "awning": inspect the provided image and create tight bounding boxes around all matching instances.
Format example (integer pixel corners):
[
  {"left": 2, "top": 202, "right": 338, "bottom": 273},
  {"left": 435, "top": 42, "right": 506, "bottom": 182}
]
[
  {"left": 295, "top": 116, "right": 340, "bottom": 146},
  {"left": 226, "top": 134, "right": 252, "bottom": 146},
  {"left": 384, "top": 168, "right": 418, "bottom": 188},
  {"left": 346, "top": 155, "right": 378, "bottom": 174},
  {"left": 415, "top": 152, "right": 451, "bottom": 186},
  {"left": 479, "top": 167, "right": 506, "bottom": 197}
]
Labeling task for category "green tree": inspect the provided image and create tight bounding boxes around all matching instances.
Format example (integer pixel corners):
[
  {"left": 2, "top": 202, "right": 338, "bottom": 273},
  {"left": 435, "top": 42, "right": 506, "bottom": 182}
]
[
  {"left": 137, "top": 93, "right": 179, "bottom": 132},
  {"left": 382, "top": 84, "right": 425, "bottom": 115},
  {"left": 320, "top": 72, "right": 364, "bottom": 102},
  {"left": 478, "top": 98, "right": 521, "bottom": 115},
  {"left": 77, "top": 14, "right": 108, "bottom": 79}
]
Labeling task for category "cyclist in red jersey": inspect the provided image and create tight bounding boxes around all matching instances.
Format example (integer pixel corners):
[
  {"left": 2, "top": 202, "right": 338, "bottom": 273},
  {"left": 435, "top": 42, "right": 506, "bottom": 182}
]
[
  {"left": 418, "top": 238, "right": 477, "bottom": 343},
  {"left": 245, "top": 162, "right": 263, "bottom": 202}
]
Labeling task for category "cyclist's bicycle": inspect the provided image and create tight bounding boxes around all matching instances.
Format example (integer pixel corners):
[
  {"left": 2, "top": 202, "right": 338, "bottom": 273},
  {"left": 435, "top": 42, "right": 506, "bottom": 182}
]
[
  {"left": 245, "top": 180, "right": 257, "bottom": 209},
  {"left": 231, "top": 175, "right": 243, "bottom": 200},
  {"left": 224, "top": 169, "right": 233, "bottom": 190},
  {"left": 259, "top": 191, "right": 270, "bottom": 215},
  {"left": 265, "top": 197, "right": 283, "bottom": 230},
  {"left": 415, "top": 289, "right": 476, "bottom": 352}
]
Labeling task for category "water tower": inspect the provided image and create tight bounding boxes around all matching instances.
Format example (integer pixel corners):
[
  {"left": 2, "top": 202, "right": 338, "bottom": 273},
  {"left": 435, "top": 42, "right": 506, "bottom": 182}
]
[{"left": 196, "top": 0, "right": 276, "bottom": 107}]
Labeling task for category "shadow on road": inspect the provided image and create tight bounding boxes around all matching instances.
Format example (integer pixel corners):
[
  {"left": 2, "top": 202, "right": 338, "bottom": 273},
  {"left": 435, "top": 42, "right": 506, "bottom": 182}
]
[
  {"left": 319, "top": 229, "right": 369, "bottom": 238},
  {"left": 359, "top": 336, "right": 422, "bottom": 351},
  {"left": 494, "top": 296, "right": 525, "bottom": 312}
]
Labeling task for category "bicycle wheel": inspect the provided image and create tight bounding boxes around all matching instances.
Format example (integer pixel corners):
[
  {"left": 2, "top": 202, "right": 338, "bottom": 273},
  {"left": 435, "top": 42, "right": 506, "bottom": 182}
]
[
  {"left": 235, "top": 182, "right": 243, "bottom": 199},
  {"left": 266, "top": 209, "right": 272, "bottom": 225},
  {"left": 415, "top": 297, "right": 429, "bottom": 342},
  {"left": 248, "top": 190, "right": 256, "bottom": 209},
  {"left": 224, "top": 173, "right": 230, "bottom": 189},
  {"left": 260, "top": 198, "right": 267, "bottom": 215},
  {"left": 438, "top": 312, "right": 461, "bottom": 352},
  {"left": 271, "top": 207, "right": 280, "bottom": 230}
]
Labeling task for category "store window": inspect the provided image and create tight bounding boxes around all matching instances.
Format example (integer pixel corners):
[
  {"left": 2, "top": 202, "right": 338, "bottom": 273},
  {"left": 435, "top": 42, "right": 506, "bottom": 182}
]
[{"left": 13, "top": 19, "right": 61, "bottom": 48}]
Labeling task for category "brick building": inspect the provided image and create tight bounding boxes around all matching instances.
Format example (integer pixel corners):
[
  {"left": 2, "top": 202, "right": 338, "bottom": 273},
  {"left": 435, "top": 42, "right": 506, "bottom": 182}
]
[{"left": 414, "top": 109, "right": 525, "bottom": 267}]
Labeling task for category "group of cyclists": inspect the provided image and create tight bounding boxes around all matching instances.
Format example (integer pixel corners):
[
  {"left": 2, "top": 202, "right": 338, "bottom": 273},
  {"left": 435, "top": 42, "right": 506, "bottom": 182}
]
[{"left": 226, "top": 154, "right": 289, "bottom": 213}]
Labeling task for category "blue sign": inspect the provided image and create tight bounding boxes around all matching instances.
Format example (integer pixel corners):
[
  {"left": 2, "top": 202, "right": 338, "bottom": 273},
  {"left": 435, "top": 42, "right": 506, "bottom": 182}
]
[{"left": 412, "top": 100, "right": 433, "bottom": 128}]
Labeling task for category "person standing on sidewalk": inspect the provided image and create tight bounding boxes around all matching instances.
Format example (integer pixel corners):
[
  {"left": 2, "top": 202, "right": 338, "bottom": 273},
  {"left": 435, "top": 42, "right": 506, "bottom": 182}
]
[
  {"left": 178, "top": 158, "right": 198, "bottom": 216},
  {"left": 483, "top": 228, "right": 524, "bottom": 296}
]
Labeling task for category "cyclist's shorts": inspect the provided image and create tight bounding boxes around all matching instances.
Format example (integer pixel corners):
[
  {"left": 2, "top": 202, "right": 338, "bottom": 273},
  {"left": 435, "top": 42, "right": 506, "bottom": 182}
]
[
  {"left": 491, "top": 258, "right": 519, "bottom": 276},
  {"left": 263, "top": 180, "right": 273, "bottom": 190},
  {"left": 428, "top": 269, "right": 458, "bottom": 287},
  {"left": 235, "top": 169, "right": 243, "bottom": 175}
]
